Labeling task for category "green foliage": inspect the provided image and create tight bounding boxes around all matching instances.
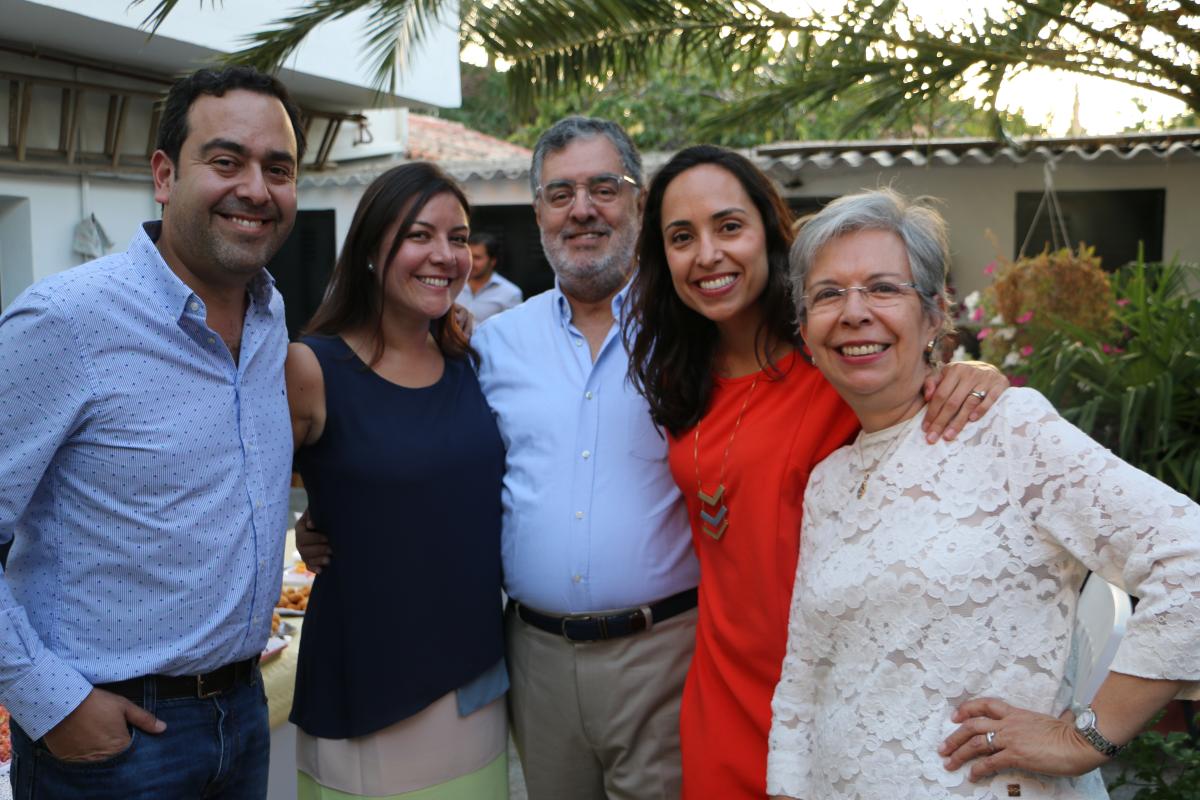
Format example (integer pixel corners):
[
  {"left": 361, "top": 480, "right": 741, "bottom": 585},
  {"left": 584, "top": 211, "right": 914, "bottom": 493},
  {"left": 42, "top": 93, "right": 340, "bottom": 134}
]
[
  {"left": 469, "top": 0, "right": 1200, "bottom": 142},
  {"left": 443, "top": 63, "right": 1040, "bottom": 152},
  {"left": 134, "top": 2, "right": 1199, "bottom": 142},
  {"left": 1107, "top": 712, "right": 1200, "bottom": 799},
  {"left": 1011, "top": 255, "right": 1200, "bottom": 500}
]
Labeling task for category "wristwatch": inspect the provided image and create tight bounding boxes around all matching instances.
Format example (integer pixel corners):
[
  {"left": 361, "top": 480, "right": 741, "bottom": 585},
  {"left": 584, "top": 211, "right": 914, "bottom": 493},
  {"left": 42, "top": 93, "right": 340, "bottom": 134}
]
[{"left": 1073, "top": 705, "right": 1127, "bottom": 758}]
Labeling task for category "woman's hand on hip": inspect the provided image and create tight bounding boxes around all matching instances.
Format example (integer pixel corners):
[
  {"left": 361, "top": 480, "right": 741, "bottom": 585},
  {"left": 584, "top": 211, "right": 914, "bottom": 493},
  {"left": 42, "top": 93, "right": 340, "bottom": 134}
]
[{"left": 940, "top": 697, "right": 1106, "bottom": 781}]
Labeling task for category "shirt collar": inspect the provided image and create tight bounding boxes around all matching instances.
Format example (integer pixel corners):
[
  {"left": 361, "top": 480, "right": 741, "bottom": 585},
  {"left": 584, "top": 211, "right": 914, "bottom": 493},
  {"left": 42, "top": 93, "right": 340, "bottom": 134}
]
[
  {"left": 552, "top": 273, "right": 634, "bottom": 329},
  {"left": 135, "top": 221, "right": 278, "bottom": 321}
]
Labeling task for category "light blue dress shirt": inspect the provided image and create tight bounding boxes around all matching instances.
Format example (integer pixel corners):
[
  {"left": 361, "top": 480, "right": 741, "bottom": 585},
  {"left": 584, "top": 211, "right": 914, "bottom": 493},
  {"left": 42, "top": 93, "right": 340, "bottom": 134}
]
[
  {"left": 473, "top": 280, "right": 698, "bottom": 615},
  {"left": 458, "top": 272, "right": 524, "bottom": 323},
  {"left": 0, "top": 222, "right": 292, "bottom": 740}
]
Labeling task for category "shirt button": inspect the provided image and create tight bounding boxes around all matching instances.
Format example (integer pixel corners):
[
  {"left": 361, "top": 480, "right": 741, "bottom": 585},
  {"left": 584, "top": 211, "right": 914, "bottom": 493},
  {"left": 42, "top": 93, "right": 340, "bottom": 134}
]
[
  {"left": 575, "top": 511, "right": 584, "bottom": 520},
  {"left": 207, "top": 336, "right": 216, "bottom": 345},
  {"left": 585, "top": 391, "right": 593, "bottom": 400},
  {"left": 572, "top": 574, "right": 582, "bottom": 583},
  {"left": 255, "top": 500, "right": 263, "bottom": 509},
  {"left": 581, "top": 450, "right": 591, "bottom": 460},
  {"left": 189, "top": 301, "right": 200, "bottom": 312},
  {"left": 574, "top": 339, "right": 583, "bottom": 347}
]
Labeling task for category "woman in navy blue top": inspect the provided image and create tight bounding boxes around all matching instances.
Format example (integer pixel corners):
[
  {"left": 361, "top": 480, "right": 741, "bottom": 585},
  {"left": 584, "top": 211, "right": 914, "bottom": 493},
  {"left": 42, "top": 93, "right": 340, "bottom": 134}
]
[{"left": 285, "top": 163, "right": 508, "bottom": 799}]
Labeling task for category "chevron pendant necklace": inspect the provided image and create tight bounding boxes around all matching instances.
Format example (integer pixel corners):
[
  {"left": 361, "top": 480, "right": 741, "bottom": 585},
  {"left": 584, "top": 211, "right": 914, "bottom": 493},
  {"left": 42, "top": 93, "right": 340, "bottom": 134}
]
[{"left": 693, "top": 374, "right": 760, "bottom": 541}]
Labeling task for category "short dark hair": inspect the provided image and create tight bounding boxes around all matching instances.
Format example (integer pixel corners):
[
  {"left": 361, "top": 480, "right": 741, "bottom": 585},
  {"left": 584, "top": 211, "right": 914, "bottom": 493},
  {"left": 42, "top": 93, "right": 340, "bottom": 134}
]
[
  {"left": 304, "top": 162, "right": 476, "bottom": 366},
  {"left": 468, "top": 231, "right": 502, "bottom": 269},
  {"left": 626, "top": 145, "right": 797, "bottom": 435},
  {"left": 155, "top": 66, "right": 307, "bottom": 167}
]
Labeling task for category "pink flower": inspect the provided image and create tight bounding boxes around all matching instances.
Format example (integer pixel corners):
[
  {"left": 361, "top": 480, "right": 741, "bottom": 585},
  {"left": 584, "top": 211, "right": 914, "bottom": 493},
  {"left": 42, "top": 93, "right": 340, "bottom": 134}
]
[
  {"left": 1020, "top": 345, "right": 1034, "bottom": 357},
  {"left": 1010, "top": 375, "right": 1028, "bottom": 387},
  {"left": 977, "top": 327, "right": 993, "bottom": 341},
  {"left": 1016, "top": 311, "right": 1034, "bottom": 324},
  {"left": 984, "top": 262, "right": 996, "bottom": 276},
  {"left": 1116, "top": 298, "right": 1130, "bottom": 307},
  {"left": 1101, "top": 343, "right": 1126, "bottom": 355},
  {"left": 971, "top": 307, "right": 984, "bottom": 322}
]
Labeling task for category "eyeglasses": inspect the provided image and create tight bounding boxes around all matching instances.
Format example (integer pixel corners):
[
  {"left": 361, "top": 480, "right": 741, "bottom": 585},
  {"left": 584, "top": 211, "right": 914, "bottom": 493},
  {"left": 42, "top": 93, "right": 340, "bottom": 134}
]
[
  {"left": 800, "top": 281, "right": 922, "bottom": 313},
  {"left": 535, "top": 173, "right": 638, "bottom": 210}
]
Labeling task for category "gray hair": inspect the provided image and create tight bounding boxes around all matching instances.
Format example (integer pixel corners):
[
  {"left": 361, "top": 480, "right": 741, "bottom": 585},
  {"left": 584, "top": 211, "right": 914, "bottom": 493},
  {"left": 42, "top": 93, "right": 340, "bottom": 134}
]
[
  {"left": 529, "top": 116, "right": 644, "bottom": 195},
  {"left": 789, "top": 187, "right": 953, "bottom": 338}
]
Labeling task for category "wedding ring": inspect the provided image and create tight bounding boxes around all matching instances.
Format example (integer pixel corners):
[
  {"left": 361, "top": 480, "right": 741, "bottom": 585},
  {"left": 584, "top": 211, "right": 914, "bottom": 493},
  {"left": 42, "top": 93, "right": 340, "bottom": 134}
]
[
  {"left": 969, "top": 389, "right": 987, "bottom": 400},
  {"left": 985, "top": 730, "right": 997, "bottom": 754}
]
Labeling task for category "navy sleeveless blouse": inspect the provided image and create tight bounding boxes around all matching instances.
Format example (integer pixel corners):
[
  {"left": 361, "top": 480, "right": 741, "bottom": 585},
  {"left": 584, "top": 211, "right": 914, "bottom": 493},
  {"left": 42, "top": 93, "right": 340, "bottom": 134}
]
[{"left": 289, "top": 335, "right": 505, "bottom": 738}]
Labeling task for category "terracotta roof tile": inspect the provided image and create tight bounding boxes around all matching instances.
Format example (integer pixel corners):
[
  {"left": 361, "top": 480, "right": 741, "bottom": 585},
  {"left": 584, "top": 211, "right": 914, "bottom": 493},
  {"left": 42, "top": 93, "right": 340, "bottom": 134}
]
[{"left": 406, "top": 113, "right": 531, "bottom": 162}]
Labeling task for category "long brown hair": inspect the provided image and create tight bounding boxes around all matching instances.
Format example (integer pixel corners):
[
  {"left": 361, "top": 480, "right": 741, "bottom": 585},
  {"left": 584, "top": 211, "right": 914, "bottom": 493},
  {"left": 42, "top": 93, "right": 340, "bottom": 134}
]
[
  {"left": 304, "top": 162, "right": 476, "bottom": 365},
  {"left": 626, "top": 145, "right": 798, "bottom": 436}
]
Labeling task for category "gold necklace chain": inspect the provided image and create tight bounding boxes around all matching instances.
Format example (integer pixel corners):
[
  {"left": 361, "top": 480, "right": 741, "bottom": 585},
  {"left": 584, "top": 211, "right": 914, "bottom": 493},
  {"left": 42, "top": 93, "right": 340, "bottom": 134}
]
[
  {"left": 693, "top": 374, "right": 760, "bottom": 540},
  {"left": 852, "top": 414, "right": 920, "bottom": 499}
]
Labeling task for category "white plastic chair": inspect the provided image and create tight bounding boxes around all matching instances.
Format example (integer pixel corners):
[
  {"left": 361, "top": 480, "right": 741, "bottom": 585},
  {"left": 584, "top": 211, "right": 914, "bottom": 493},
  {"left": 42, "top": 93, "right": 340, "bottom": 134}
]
[{"left": 1071, "top": 574, "right": 1133, "bottom": 706}]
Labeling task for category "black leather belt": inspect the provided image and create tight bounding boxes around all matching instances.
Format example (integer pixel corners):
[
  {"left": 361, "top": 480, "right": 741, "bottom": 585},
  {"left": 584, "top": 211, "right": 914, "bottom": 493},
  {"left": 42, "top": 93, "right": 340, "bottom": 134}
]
[
  {"left": 512, "top": 587, "right": 698, "bottom": 643},
  {"left": 98, "top": 657, "right": 259, "bottom": 703}
]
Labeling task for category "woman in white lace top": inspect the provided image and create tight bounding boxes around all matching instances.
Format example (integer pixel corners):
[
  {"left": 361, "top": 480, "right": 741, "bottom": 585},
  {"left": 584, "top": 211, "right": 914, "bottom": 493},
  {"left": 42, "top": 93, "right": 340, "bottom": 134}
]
[{"left": 767, "top": 188, "right": 1200, "bottom": 799}]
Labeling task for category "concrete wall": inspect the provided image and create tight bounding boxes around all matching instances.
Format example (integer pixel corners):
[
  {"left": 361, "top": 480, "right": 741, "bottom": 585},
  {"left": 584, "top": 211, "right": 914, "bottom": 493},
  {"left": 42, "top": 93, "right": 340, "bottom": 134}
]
[
  {"left": 0, "top": 173, "right": 159, "bottom": 306},
  {"left": 782, "top": 155, "right": 1200, "bottom": 299}
]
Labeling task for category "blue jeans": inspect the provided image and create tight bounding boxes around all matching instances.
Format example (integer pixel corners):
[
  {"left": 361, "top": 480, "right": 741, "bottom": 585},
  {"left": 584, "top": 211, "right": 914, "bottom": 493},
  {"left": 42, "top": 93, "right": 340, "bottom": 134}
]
[{"left": 9, "top": 673, "right": 270, "bottom": 799}]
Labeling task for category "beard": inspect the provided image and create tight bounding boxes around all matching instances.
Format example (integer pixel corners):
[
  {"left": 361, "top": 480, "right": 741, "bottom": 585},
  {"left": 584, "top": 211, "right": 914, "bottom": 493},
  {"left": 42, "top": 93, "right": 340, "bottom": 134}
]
[{"left": 541, "top": 218, "right": 638, "bottom": 304}]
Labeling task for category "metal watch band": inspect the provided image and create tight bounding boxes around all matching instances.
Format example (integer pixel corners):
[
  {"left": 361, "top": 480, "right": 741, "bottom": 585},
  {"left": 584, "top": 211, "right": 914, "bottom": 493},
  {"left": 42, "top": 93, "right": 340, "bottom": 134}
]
[{"left": 1075, "top": 706, "right": 1127, "bottom": 758}]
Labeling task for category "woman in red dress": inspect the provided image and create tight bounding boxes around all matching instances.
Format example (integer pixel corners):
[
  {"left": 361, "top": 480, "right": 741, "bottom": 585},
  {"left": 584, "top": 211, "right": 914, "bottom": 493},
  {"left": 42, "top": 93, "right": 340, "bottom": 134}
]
[{"left": 625, "top": 145, "right": 1008, "bottom": 798}]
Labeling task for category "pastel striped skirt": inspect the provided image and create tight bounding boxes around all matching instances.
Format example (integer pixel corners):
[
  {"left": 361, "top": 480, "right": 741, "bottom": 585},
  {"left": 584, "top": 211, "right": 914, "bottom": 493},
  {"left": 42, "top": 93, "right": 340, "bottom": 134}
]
[{"left": 296, "top": 692, "right": 507, "bottom": 800}]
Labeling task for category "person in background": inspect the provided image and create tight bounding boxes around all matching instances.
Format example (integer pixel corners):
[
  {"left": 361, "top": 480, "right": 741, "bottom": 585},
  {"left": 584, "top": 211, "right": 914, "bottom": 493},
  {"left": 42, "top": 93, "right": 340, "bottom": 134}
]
[
  {"left": 768, "top": 187, "right": 1200, "bottom": 799},
  {"left": 459, "top": 231, "right": 523, "bottom": 321},
  {"left": 286, "top": 162, "right": 508, "bottom": 799},
  {"left": 626, "top": 145, "right": 1010, "bottom": 799},
  {"left": 0, "top": 65, "right": 302, "bottom": 799}
]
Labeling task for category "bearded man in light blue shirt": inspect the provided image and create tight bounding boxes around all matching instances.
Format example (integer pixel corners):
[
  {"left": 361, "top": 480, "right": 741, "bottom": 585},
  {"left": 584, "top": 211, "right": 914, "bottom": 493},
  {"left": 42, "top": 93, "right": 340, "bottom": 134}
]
[
  {"left": 0, "top": 66, "right": 301, "bottom": 799},
  {"left": 474, "top": 117, "right": 700, "bottom": 799}
]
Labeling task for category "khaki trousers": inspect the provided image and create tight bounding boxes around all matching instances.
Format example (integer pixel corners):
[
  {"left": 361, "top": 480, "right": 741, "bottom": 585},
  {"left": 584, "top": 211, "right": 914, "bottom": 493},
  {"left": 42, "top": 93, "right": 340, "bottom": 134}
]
[{"left": 506, "top": 602, "right": 696, "bottom": 800}]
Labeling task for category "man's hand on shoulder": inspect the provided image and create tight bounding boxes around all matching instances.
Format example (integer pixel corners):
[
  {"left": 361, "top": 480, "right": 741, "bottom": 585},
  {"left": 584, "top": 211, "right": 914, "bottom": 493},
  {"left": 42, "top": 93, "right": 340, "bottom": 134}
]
[{"left": 42, "top": 687, "right": 165, "bottom": 763}]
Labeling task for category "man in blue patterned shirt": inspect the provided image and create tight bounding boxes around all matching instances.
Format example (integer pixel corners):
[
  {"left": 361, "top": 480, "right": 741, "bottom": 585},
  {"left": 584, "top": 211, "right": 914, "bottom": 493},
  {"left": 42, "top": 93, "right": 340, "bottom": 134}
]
[{"left": 0, "top": 66, "right": 303, "bottom": 798}]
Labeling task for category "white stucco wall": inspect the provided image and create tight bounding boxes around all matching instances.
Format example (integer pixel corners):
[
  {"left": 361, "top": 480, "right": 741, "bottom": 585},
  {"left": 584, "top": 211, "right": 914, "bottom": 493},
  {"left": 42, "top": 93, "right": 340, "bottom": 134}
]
[
  {"left": 782, "top": 154, "right": 1200, "bottom": 298},
  {"left": 0, "top": 173, "right": 159, "bottom": 306}
]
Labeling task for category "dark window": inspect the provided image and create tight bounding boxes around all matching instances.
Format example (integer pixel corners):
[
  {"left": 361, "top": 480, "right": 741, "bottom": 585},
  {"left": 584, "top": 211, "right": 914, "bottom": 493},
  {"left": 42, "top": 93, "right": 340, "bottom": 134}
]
[
  {"left": 469, "top": 205, "right": 554, "bottom": 299},
  {"left": 268, "top": 209, "right": 337, "bottom": 339},
  {"left": 1015, "top": 189, "right": 1165, "bottom": 269}
]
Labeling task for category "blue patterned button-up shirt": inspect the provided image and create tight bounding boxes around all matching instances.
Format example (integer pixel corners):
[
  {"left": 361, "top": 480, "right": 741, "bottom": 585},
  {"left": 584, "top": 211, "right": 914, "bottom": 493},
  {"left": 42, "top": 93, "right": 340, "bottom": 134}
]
[{"left": 0, "top": 222, "right": 292, "bottom": 740}]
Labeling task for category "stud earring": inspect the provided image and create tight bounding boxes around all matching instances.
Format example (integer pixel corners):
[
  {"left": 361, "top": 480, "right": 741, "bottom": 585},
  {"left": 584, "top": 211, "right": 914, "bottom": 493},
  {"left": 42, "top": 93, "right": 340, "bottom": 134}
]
[{"left": 366, "top": 261, "right": 376, "bottom": 272}]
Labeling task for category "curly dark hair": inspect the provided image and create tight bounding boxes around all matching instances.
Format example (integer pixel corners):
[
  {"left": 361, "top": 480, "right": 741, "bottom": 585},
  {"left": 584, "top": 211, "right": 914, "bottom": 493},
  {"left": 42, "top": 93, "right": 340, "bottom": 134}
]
[
  {"left": 626, "top": 145, "right": 798, "bottom": 436},
  {"left": 304, "top": 162, "right": 476, "bottom": 366},
  {"left": 156, "top": 66, "right": 307, "bottom": 166}
]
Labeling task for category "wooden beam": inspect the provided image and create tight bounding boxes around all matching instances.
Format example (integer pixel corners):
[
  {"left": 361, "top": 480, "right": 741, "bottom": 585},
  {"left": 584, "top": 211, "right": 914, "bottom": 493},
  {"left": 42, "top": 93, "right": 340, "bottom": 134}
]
[
  {"left": 58, "top": 88, "right": 73, "bottom": 152},
  {"left": 146, "top": 105, "right": 162, "bottom": 159},
  {"left": 110, "top": 95, "right": 129, "bottom": 168},
  {"left": 66, "top": 89, "right": 83, "bottom": 164},
  {"left": 104, "top": 94, "right": 119, "bottom": 155},
  {"left": 8, "top": 80, "right": 19, "bottom": 147},
  {"left": 15, "top": 81, "right": 32, "bottom": 161},
  {"left": 314, "top": 118, "right": 342, "bottom": 171}
]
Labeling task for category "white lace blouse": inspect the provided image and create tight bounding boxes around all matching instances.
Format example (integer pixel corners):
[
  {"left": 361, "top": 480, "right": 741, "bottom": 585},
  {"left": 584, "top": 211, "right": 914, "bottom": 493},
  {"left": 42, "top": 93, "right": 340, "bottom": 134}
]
[{"left": 767, "top": 389, "right": 1200, "bottom": 799}]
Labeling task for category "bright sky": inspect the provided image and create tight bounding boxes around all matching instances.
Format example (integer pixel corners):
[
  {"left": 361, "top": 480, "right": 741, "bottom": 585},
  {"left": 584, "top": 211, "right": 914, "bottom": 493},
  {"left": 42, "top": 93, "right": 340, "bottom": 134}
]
[
  {"left": 773, "top": 0, "right": 1190, "bottom": 135},
  {"left": 463, "top": 1, "right": 1192, "bottom": 136}
]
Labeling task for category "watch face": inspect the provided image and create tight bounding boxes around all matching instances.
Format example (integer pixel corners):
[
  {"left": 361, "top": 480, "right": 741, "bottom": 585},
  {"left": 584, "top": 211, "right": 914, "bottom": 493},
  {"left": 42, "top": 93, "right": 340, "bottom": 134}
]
[{"left": 1075, "top": 709, "right": 1096, "bottom": 731}]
